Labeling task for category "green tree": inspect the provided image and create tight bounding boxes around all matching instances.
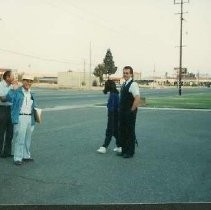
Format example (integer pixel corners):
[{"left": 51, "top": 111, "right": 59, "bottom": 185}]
[
  {"left": 103, "top": 49, "right": 117, "bottom": 77},
  {"left": 93, "top": 63, "right": 105, "bottom": 86}
]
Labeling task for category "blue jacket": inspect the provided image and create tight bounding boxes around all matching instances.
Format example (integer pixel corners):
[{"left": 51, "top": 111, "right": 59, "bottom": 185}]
[
  {"left": 107, "top": 92, "right": 119, "bottom": 112},
  {"left": 6, "top": 87, "right": 37, "bottom": 125}
]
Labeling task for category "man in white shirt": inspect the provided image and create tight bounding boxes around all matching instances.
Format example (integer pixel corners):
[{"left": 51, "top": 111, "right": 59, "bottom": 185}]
[
  {"left": 0, "top": 70, "right": 16, "bottom": 158},
  {"left": 118, "top": 66, "right": 140, "bottom": 158}
]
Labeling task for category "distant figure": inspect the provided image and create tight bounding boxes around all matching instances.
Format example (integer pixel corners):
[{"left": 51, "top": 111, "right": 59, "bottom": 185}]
[
  {"left": 97, "top": 79, "right": 121, "bottom": 154},
  {"left": 118, "top": 66, "right": 140, "bottom": 158},
  {"left": 4, "top": 74, "right": 37, "bottom": 165},
  {"left": 0, "top": 70, "right": 17, "bottom": 158}
]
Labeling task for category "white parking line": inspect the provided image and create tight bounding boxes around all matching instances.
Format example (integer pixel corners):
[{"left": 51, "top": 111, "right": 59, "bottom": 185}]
[
  {"left": 140, "top": 107, "right": 211, "bottom": 112},
  {"left": 43, "top": 104, "right": 94, "bottom": 111},
  {"left": 42, "top": 104, "right": 211, "bottom": 112}
]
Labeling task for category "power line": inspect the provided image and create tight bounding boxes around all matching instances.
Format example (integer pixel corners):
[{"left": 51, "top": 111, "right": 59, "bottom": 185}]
[
  {"left": 42, "top": 0, "right": 122, "bottom": 34},
  {"left": 0, "top": 48, "right": 82, "bottom": 65},
  {"left": 64, "top": 1, "right": 123, "bottom": 33}
]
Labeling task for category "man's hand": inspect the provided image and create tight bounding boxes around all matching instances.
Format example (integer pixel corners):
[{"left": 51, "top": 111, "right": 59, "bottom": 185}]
[{"left": 12, "top": 80, "right": 19, "bottom": 90}]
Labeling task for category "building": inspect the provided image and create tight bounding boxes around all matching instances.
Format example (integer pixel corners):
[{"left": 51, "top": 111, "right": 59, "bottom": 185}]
[
  {"left": 57, "top": 70, "right": 96, "bottom": 88},
  {"left": 38, "top": 77, "right": 57, "bottom": 84},
  {"left": 133, "top": 72, "right": 141, "bottom": 81}
]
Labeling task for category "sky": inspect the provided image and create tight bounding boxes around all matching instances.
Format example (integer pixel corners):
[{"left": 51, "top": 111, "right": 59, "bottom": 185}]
[{"left": 0, "top": 0, "right": 210, "bottom": 78}]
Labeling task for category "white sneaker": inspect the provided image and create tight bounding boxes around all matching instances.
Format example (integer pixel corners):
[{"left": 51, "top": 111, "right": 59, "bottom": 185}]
[
  {"left": 97, "top": 147, "right": 107, "bottom": 154},
  {"left": 113, "top": 147, "right": 122, "bottom": 153}
]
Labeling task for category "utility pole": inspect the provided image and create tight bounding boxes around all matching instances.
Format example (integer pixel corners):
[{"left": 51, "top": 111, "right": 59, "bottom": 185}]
[
  {"left": 153, "top": 64, "right": 155, "bottom": 88},
  {"left": 197, "top": 71, "right": 199, "bottom": 86},
  {"left": 174, "top": 0, "right": 189, "bottom": 95},
  {"left": 83, "top": 59, "right": 86, "bottom": 86},
  {"left": 89, "top": 41, "right": 92, "bottom": 89}
]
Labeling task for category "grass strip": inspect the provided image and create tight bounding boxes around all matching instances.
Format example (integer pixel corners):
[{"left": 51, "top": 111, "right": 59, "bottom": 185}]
[{"left": 146, "top": 93, "right": 211, "bottom": 109}]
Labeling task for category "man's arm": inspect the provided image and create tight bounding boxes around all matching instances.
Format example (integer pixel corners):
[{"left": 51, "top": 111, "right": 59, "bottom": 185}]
[
  {"left": 0, "top": 80, "right": 18, "bottom": 102},
  {"left": 130, "top": 82, "right": 140, "bottom": 111},
  {"left": 2, "top": 89, "right": 16, "bottom": 103},
  {"left": 131, "top": 95, "right": 140, "bottom": 111}
]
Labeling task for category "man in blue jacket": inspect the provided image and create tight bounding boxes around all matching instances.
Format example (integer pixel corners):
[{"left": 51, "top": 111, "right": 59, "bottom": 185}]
[{"left": 4, "top": 74, "right": 37, "bottom": 165}]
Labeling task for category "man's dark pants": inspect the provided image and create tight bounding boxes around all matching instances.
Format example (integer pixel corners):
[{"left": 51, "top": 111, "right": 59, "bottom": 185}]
[
  {"left": 0, "top": 106, "right": 13, "bottom": 156},
  {"left": 119, "top": 109, "right": 137, "bottom": 156}
]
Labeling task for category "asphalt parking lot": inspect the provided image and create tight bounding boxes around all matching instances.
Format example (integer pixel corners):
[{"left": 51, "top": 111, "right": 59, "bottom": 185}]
[{"left": 0, "top": 88, "right": 211, "bottom": 205}]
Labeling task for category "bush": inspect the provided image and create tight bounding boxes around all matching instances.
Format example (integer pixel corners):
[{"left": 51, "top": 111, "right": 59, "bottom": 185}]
[
  {"left": 92, "top": 80, "right": 98, "bottom": 86},
  {"left": 81, "top": 81, "right": 86, "bottom": 86}
]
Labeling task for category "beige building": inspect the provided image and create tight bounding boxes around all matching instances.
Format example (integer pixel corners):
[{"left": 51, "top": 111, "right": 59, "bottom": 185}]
[
  {"left": 58, "top": 71, "right": 96, "bottom": 88},
  {"left": 133, "top": 72, "right": 141, "bottom": 80}
]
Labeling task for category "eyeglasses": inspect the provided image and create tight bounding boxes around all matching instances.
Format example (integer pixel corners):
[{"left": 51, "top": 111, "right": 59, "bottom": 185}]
[{"left": 123, "top": 72, "right": 130, "bottom": 75}]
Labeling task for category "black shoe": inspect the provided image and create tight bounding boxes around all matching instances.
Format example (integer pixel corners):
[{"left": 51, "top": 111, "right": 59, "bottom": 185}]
[
  {"left": 23, "top": 158, "right": 34, "bottom": 162},
  {"left": 14, "top": 160, "right": 23, "bottom": 165},
  {"left": 123, "top": 154, "right": 133, "bottom": 158}
]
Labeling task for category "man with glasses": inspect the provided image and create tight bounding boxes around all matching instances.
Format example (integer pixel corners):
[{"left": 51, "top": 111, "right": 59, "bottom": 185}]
[
  {"left": 3, "top": 74, "right": 37, "bottom": 165},
  {"left": 118, "top": 66, "right": 140, "bottom": 158}
]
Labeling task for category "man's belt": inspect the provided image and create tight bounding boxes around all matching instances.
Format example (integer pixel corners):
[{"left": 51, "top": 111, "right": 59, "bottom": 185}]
[{"left": 19, "top": 113, "right": 31, "bottom": 115}]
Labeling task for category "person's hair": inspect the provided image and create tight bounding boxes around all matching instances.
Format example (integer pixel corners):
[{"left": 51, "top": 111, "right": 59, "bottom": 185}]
[
  {"left": 103, "top": 79, "right": 119, "bottom": 94},
  {"left": 3, "top": 70, "right": 12, "bottom": 80},
  {"left": 123, "top": 66, "right": 133, "bottom": 75}
]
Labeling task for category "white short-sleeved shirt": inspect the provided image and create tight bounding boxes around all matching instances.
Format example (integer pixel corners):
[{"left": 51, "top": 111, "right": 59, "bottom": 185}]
[
  {"left": 125, "top": 78, "right": 140, "bottom": 97},
  {"left": 0, "top": 80, "right": 12, "bottom": 106}
]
